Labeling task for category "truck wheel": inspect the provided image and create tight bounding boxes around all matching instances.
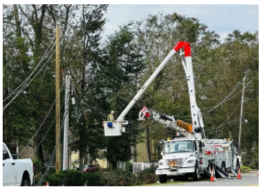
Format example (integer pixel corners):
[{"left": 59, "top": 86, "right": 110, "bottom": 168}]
[
  {"left": 21, "top": 178, "right": 30, "bottom": 186},
  {"left": 193, "top": 162, "right": 200, "bottom": 181},
  {"left": 159, "top": 175, "right": 167, "bottom": 183}
]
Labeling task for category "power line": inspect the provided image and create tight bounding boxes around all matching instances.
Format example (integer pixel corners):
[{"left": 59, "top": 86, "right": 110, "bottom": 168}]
[
  {"left": 205, "top": 117, "right": 240, "bottom": 134},
  {"left": 18, "top": 82, "right": 65, "bottom": 156},
  {"left": 202, "top": 81, "right": 241, "bottom": 115},
  {"left": 3, "top": 37, "right": 55, "bottom": 102},
  {"left": 3, "top": 35, "right": 65, "bottom": 111},
  {"left": 36, "top": 99, "right": 70, "bottom": 186},
  {"left": 3, "top": 48, "right": 56, "bottom": 111}
]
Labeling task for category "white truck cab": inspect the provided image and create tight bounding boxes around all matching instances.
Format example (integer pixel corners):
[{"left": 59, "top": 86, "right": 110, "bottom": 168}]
[
  {"left": 156, "top": 138, "right": 207, "bottom": 182},
  {"left": 3, "top": 142, "right": 34, "bottom": 186}
]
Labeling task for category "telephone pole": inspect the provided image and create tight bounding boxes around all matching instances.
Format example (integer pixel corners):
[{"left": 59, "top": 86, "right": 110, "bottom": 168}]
[
  {"left": 238, "top": 75, "right": 246, "bottom": 156},
  {"left": 63, "top": 74, "right": 70, "bottom": 170},
  {"left": 55, "top": 26, "right": 61, "bottom": 173}
]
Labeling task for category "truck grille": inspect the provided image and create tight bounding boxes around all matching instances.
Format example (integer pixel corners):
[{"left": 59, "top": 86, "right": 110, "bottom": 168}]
[{"left": 168, "top": 159, "right": 183, "bottom": 166}]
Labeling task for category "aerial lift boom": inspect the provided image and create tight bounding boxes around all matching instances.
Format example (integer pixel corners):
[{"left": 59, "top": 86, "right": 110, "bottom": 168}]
[
  {"left": 103, "top": 41, "right": 205, "bottom": 139},
  {"left": 138, "top": 106, "right": 193, "bottom": 138}
]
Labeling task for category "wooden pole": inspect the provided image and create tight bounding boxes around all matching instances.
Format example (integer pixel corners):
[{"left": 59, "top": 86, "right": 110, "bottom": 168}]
[{"left": 56, "top": 26, "right": 61, "bottom": 173}]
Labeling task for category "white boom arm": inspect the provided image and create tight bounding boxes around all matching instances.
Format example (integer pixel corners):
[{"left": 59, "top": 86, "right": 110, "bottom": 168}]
[
  {"left": 103, "top": 41, "right": 205, "bottom": 138},
  {"left": 116, "top": 49, "right": 176, "bottom": 122},
  {"left": 138, "top": 106, "right": 194, "bottom": 138}
]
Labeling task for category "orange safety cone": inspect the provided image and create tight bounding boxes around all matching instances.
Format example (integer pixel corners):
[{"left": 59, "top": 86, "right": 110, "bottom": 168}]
[
  {"left": 210, "top": 169, "right": 215, "bottom": 182},
  {"left": 237, "top": 168, "right": 242, "bottom": 179},
  {"left": 46, "top": 182, "right": 49, "bottom": 186}
]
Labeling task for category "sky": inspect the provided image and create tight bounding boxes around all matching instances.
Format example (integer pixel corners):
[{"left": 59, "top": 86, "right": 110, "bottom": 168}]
[{"left": 102, "top": 4, "right": 259, "bottom": 42}]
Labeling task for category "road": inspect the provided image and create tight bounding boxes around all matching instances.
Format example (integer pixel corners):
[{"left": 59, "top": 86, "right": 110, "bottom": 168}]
[{"left": 160, "top": 171, "right": 259, "bottom": 186}]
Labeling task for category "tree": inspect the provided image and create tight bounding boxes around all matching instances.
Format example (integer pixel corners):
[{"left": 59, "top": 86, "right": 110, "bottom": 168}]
[
  {"left": 102, "top": 23, "right": 145, "bottom": 169},
  {"left": 66, "top": 4, "right": 109, "bottom": 171}
]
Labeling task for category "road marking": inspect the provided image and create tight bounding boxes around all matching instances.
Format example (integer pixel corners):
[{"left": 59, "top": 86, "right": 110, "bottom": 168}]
[{"left": 248, "top": 183, "right": 259, "bottom": 186}]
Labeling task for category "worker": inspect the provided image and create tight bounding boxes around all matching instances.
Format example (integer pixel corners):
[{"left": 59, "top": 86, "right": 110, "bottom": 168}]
[{"left": 108, "top": 111, "right": 114, "bottom": 121}]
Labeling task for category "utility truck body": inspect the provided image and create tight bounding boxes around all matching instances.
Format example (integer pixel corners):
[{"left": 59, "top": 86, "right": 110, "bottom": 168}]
[{"left": 3, "top": 142, "right": 34, "bottom": 186}]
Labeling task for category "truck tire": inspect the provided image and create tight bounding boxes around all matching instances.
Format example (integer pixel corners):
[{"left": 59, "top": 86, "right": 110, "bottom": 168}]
[
  {"left": 159, "top": 175, "right": 167, "bottom": 183},
  {"left": 21, "top": 178, "right": 30, "bottom": 186},
  {"left": 193, "top": 162, "right": 200, "bottom": 181}
]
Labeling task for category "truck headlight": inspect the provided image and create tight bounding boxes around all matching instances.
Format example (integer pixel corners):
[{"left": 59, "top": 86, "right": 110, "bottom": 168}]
[{"left": 187, "top": 160, "right": 194, "bottom": 164}]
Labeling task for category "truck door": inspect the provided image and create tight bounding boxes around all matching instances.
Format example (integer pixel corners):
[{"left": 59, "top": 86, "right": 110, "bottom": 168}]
[{"left": 3, "top": 144, "right": 17, "bottom": 186}]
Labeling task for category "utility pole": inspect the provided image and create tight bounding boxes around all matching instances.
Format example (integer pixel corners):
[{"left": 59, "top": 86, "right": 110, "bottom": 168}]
[
  {"left": 55, "top": 26, "right": 61, "bottom": 173},
  {"left": 238, "top": 75, "right": 246, "bottom": 156},
  {"left": 63, "top": 74, "right": 70, "bottom": 170}
]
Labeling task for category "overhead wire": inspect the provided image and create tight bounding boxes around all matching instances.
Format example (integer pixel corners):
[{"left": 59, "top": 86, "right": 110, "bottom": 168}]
[
  {"left": 202, "top": 81, "right": 241, "bottom": 115},
  {"left": 3, "top": 36, "right": 55, "bottom": 102},
  {"left": 3, "top": 35, "right": 65, "bottom": 111},
  {"left": 36, "top": 91, "right": 70, "bottom": 186},
  {"left": 28, "top": 99, "right": 65, "bottom": 158},
  {"left": 18, "top": 82, "right": 65, "bottom": 157},
  {"left": 205, "top": 117, "right": 240, "bottom": 135},
  {"left": 3, "top": 47, "right": 56, "bottom": 111}
]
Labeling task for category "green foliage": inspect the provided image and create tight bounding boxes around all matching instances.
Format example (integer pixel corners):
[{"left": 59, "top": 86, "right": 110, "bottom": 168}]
[
  {"left": 125, "top": 162, "right": 133, "bottom": 173},
  {"left": 2, "top": 5, "right": 258, "bottom": 175},
  {"left": 82, "top": 172, "right": 102, "bottom": 186},
  {"left": 32, "top": 158, "right": 44, "bottom": 175},
  {"left": 241, "top": 166, "right": 252, "bottom": 170},
  {"left": 61, "top": 170, "right": 85, "bottom": 186},
  {"left": 242, "top": 146, "right": 259, "bottom": 169},
  {"left": 240, "top": 166, "right": 252, "bottom": 173},
  {"left": 100, "top": 169, "right": 136, "bottom": 186},
  {"left": 136, "top": 168, "right": 157, "bottom": 185},
  {"left": 105, "top": 23, "right": 145, "bottom": 168},
  {"left": 46, "top": 173, "right": 63, "bottom": 186},
  {"left": 46, "top": 170, "right": 86, "bottom": 186}
]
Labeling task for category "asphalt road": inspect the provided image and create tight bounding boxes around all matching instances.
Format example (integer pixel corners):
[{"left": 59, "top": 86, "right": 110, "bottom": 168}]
[{"left": 161, "top": 171, "right": 259, "bottom": 186}]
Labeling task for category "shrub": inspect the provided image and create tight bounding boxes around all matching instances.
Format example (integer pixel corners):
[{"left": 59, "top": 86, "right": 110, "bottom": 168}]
[
  {"left": 136, "top": 168, "right": 157, "bottom": 185},
  {"left": 46, "top": 173, "right": 63, "bottom": 186},
  {"left": 32, "top": 159, "right": 44, "bottom": 175},
  {"left": 125, "top": 162, "right": 133, "bottom": 173},
  {"left": 46, "top": 170, "right": 85, "bottom": 186},
  {"left": 61, "top": 170, "right": 85, "bottom": 186},
  {"left": 241, "top": 166, "right": 252, "bottom": 173},
  {"left": 32, "top": 159, "right": 45, "bottom": 185},
  {"left": 100, "top": 169, "right": 136, "bottom": 186},
  {"left": 82, "top": 172, "right": 102, "bottom": 186}
]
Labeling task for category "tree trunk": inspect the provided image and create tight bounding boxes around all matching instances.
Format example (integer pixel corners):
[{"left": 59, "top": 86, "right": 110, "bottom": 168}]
[{"left": 79, "top": 150, "right": 84, "bottom": 172}]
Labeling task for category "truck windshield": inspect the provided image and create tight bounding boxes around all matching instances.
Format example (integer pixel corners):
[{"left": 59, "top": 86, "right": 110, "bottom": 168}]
[{"left": 164, "top": 140, "right": 194, "bottom": 154}]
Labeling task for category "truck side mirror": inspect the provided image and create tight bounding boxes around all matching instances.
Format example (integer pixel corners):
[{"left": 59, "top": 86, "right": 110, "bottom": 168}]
[{"left": 3, "top": 151, "right": 9, "bottom": 160}]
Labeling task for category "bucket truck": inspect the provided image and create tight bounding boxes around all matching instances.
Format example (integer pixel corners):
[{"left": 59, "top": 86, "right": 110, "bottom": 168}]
[
  {"left": 103, "top": 41, "right": 204, "bottom": 137},
  {"left": 102, "top": 41, "right": 241, "bottom": 182},
  {"left": 139, "top": 106, "right": 241, "bottom": 182}
]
